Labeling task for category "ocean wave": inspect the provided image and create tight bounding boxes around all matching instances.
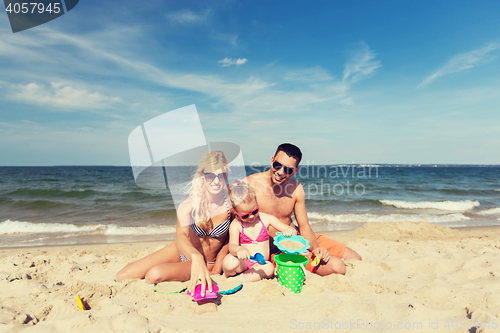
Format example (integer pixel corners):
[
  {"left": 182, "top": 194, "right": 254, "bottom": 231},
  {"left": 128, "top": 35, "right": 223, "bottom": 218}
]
[
  {"left": 12, "top": 200, "right": 68, "bottom": 209},
  {"left": 476, "top": 207, "right": 500, "bottom": 215},
  {"left": 103, "top": 224, "right": 176, "bottom": 236},
  {"left": 379, "top": 199, "right": 480, "bottom": 211},
  {"left": 0, "top": 220, "right": 99, "bottom": 234},
  {"left": 307, "top": 212, "right": 470, "bottom": 223},
  {"left": 0, "top": 220, "right": 176, "bottom": 236},
  {"left": 120, "top": 191, "right": 170, "bottom": 201},
  {"left": 8, "top": 188, "right": 97, "bottom": 198}
]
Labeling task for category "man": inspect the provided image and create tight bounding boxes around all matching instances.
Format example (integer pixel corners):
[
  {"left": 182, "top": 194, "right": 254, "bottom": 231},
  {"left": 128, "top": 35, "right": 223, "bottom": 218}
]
[{"left": 245, "top": 143, "right": 361, "bottom": 275}]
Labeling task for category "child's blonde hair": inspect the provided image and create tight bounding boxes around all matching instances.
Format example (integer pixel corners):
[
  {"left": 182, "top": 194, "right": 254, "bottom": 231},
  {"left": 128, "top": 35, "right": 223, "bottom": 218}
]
[{"left": 228, "top": 179, "right": 257, "bottom": 209}]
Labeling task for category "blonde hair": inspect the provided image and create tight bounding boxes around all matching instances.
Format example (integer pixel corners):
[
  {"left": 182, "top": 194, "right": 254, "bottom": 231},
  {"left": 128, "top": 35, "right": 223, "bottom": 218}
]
[
  {"left": 186, "top": 151, "right": 229, "bottom": 229},
  {"left": 228, "top": 179, "right": 256, "bottom": 210}
]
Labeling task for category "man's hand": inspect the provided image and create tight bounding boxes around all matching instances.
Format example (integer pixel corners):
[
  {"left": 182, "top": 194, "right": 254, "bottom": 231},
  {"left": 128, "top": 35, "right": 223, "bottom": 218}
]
[{"left": 312, "top": 246, "right": 330, "bottom": 263}]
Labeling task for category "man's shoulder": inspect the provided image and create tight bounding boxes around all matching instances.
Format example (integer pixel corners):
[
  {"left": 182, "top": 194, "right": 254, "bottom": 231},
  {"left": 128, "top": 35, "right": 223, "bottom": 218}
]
[
  {"left": 246, "top": 171, "right": 265, "bottom": 179},
  {"left": 245, "top": 172, "right": 266, "bottom": 185},
  {"left": 286, "top": 178, "right": 301, "bottom": 186},
  {"left": 284, "top": 178, "right": 302, "bottom": 192}
]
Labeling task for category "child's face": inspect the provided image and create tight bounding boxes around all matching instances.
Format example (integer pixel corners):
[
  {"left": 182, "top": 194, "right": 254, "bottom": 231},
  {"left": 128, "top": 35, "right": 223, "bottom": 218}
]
[{"left": 235, "top": 199, "right": 259, "bottom": 223}]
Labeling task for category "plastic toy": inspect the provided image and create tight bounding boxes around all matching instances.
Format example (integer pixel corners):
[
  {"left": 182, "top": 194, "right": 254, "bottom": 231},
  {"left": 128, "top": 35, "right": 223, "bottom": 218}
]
[
  {"left": 218, "top": 281, "right": 243, "bottom": 295},
  {"left": 273, "top": 232, "right": 310, "bottom": 255},
  {"left": 187, "top": 284, "right": 219, "bottom": 302},
  {"left": 311, "top": 255, "right": 321, "bottom": 267},
  {"left": 153, "top": 281, "right": 188, "bottom": 295},
  {"left": 76, "top": 294, "right": 86, "bottom": 311},
  {"left": 249, "top": 252, "right": 266, "bottom": 265}
]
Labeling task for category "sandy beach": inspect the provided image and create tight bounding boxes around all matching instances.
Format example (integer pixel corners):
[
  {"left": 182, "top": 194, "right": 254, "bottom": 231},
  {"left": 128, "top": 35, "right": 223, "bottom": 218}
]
[{"left": 1, "top": 222, "right": 499, "bottom": 333}]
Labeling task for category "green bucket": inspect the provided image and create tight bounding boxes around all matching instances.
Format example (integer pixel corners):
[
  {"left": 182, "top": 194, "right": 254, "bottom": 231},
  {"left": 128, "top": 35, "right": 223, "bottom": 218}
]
[{"left": 274, "top": 253, "right": 308, "bottom": 294}]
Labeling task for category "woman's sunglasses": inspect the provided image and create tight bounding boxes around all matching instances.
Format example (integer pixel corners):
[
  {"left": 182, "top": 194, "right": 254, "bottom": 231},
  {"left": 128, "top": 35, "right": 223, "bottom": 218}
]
[
  {"left": 235, "top": 203, "right": 259, "bottom": 220},
  {"left": 272, "top": 161, "right": 295, "bottom": 175},
  {"left": 203, "top": 172, "right": 228, "bottom": 183}
]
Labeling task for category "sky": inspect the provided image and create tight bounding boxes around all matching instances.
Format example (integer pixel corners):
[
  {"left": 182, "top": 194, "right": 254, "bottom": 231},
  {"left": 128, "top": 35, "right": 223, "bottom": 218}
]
[{"left": 1, "top": 0, "right": 500, "bottom": 166}]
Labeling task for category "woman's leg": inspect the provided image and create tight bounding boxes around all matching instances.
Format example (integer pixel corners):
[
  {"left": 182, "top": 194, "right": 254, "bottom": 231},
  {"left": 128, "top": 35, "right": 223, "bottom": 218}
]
[
  {"left": 144, "top": 261, "right": 192, "bottom": 284},
  {"left": 115, "top": 241, "right": 180, "bottom": 282}
]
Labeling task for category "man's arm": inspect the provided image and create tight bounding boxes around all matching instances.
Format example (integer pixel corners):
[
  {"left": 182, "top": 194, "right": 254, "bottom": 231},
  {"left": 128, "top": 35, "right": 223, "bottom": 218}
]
[{"left": 293, "top": 184, "right": 330, "bottom": 262}]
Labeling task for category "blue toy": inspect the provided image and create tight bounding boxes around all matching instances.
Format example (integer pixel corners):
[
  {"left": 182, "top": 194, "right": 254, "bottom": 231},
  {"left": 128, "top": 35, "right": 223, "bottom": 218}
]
[
  {"left": 218, "top": 281, "right": 243, "bottom": 295},
  {"left": 249, "top": 252, "right": 266, "bottom": 265},
  {"left": 237, "top": 252, "right": 267, "bottom": 265}
]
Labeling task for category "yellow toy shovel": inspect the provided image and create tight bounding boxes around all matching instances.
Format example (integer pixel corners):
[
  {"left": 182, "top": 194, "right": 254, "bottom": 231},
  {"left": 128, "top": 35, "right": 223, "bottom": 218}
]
[{"left": 76, "top": 294, "right": 86, "bottom": 311}]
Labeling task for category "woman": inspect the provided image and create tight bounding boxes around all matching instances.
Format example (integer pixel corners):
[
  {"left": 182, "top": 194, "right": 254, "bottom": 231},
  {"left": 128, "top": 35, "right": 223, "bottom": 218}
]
[{"left": 116, "top": 151, "right": 231, "bottom": 295}]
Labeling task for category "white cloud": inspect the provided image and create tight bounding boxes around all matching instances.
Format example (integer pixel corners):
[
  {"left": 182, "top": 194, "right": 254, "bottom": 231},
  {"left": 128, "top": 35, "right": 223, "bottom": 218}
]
[
  {"left": 166, "top": 9, "right": 238, "bottom": 46},
  {"left": 0, "top": 26, "right": 375, "bottom": 117},
  {"left": 343, "top": 42, "right": 382, "bottom": 84},
  {"left": 0, "top": 122, "right": 19, "bottom": 128},
  {"left": 167, "top": 9, "right": 210, "bottom": 24},
  {"left": 218, "top": 57, "right": 248, "bottom": 67},
  {"left": 419, "top": 42, "right": 500, "bottom": 87},
  {"left": 285, "top": 67, "right": 333, "bottom": 82},
  {"left": 211, "top": 32, "right": 239, "bottom": 46},
  {"left": 340, "top": 97, "right": 354, "bottom": 106},
  {"left": 9, "top": 82, "right": 122, "bottom": 110}
]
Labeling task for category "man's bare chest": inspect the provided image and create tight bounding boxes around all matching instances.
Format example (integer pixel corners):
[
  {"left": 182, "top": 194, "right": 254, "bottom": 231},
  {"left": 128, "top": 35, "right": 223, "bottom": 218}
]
[{"left": 257, "top": 188, "right": 295, "bottom": 219}]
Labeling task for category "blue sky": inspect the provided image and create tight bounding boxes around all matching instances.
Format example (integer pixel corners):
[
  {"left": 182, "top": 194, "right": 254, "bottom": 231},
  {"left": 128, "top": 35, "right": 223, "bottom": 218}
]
[{"left": 1, "top": 0, "right": 500, "bottom": 166}]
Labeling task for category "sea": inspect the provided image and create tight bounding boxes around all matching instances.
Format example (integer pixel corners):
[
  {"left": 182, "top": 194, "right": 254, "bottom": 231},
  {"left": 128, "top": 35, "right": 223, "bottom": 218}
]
[{"left": 1, "top": 165, "right": 499, "bottom": 248}]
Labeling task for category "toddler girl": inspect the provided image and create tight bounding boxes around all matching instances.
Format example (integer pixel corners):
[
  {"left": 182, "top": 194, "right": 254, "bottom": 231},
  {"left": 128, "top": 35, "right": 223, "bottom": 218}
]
[{"left": 222, "top": 180, "right": 296, "bottom": 282}]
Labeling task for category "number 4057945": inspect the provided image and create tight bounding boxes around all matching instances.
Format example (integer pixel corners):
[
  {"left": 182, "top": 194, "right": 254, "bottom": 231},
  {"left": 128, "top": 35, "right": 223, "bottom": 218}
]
[{"left": 5, "top": 2, "right": 61, "bottom": 14}]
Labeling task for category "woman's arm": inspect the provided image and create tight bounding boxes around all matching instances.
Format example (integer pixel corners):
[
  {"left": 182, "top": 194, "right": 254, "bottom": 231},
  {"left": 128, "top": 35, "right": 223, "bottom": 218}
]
[
  {"left": 175, "top": 200, "right": 213, "bottom": 297},
  {"left": 210, "top": 235, "right": 229, "bottom": 275}
]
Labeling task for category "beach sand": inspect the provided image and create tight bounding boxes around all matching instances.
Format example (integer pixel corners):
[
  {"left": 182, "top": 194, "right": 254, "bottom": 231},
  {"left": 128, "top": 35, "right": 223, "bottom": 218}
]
[{"left": 1, "top": 222, "right": 499, "bottom": 333}]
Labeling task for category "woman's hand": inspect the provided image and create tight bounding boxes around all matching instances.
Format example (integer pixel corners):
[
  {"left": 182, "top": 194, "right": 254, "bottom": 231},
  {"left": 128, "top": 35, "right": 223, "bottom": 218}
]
[
  {"left": 282, "top": 226, "right": 297, "bottom": 237},
  {"left": 188, "top": 253, "right": 212, "bottom": 297}
]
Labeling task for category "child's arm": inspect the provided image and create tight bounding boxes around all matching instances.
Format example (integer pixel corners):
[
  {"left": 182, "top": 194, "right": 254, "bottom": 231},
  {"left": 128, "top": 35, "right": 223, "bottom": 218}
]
[
  {"left": 268, "top": 215, "right": 297, "bottom": 237},
  {"left": 228, "top": 220, "right": 250, "bottom": 259}
]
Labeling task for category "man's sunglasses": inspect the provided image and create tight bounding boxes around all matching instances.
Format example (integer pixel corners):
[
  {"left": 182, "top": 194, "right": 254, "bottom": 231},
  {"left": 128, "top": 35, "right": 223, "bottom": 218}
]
[
  {"left": 235, "top": 203, "right": 259, "bottom": 220},
  {"left": 272, "top": 161, "right": 295, "bottom": 175},
  {"left": 203, "top": 172, "right": 228, "bottom": 183}
]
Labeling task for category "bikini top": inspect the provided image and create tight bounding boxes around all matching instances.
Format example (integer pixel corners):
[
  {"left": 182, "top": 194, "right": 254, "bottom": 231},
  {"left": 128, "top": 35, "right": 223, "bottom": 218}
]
[
  {"left": 190, "top": 193, "right": 231, "bottom": 239},
  {"left": 239, "top": 217, "right": 270, "bottom": 244}
]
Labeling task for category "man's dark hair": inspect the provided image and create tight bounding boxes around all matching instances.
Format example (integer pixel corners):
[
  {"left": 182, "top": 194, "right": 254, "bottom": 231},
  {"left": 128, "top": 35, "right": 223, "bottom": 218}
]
[{"left": 274, "top": 143, "right": 302, "bottom": 166}]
